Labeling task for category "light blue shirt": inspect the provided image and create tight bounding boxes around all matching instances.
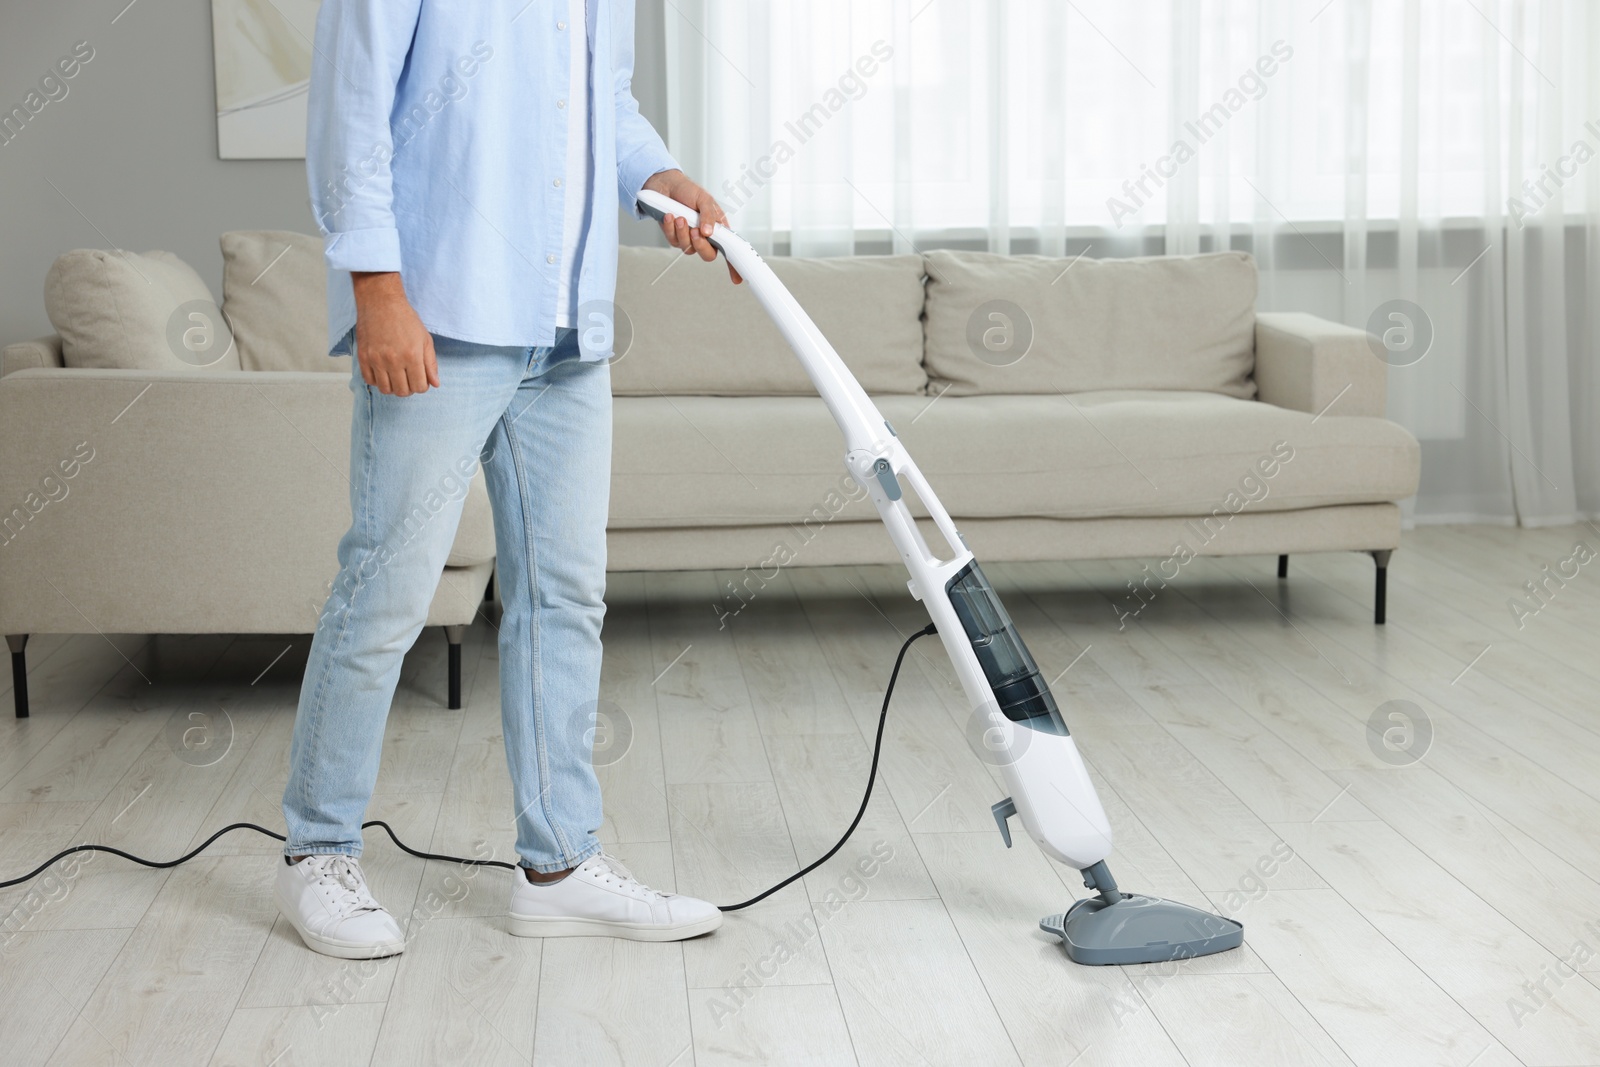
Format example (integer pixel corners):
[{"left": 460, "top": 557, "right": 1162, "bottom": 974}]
[{"left": 305, "top": 0, "right": 679, "bottom": 357}]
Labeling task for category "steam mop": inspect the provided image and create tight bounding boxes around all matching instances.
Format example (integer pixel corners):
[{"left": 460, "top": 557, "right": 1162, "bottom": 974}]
[
  {"left": 637, "top": 190, "right": 1244, "bottom": 965},
  {"left": 0, "top": 194, "right": 1241, "bottom": 968}
]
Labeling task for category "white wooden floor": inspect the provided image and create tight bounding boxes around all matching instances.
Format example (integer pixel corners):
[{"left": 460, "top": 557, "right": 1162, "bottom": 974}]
[{"left": 3, "top": 524, "right": 1600, "bottom": 1067}]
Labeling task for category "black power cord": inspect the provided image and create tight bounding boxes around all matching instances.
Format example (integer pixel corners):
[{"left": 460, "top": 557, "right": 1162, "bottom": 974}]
[
  {"left": 0, "top": 818, "right": 519, "bottom": 891},
  {"left": 719, "top": 621, "right": 934, "bottom": 911},
  {"left": 1, "top": 624, "right": 938, "bottom": 914}
]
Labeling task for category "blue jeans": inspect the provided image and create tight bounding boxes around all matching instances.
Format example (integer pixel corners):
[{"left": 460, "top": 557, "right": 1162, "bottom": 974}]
[{"left": 283, "top": 328, "right": 611, "bottom": 873}]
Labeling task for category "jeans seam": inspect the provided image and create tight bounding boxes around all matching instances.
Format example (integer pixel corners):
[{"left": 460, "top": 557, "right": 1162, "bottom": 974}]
[
  {"left": 287, "top": 378, "right": 376, "bottom": 858},
  {"left": 503, "top": 403, "right": 579, "bottom": 865}
]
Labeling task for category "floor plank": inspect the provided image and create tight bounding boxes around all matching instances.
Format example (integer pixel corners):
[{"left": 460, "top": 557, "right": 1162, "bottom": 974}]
[
  {"left": 532, "top": 938, "right": 692, "bottom": 1067},
  {"left": 1234, "top": 888, "right": 1515, "bottom": 1066},
  {"left": 1273, "top": 818, "right": 1600, "bottom": 1064},
  {"left": 369, "top": 915, "right": 542, "bottom": 1067},
  {"left": 1141, "top": 972, "right": 1356, "bottom": 1066},
  {"left": 689, "top": 983, "right": 858, "bottom": 1067},
  {"left": 822, "top": 897, "right": 1024, "bottom": 1067}
]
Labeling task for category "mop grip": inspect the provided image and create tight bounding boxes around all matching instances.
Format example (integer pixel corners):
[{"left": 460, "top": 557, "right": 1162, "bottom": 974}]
[
  {"left": 637, "top": 190, "right": 726, "bottom": 253},
  {"left": 636, "top": 189, "right": 696, "bottom": 225}
]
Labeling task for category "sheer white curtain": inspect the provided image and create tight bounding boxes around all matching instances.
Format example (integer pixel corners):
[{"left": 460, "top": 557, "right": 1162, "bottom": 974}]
[{"left": 664, "top": 0, "right": 1600, "bottom": 525}]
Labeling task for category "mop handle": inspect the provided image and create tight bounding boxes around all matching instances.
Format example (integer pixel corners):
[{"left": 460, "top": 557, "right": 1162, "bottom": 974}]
[
  {"left": 636, "top": 191, "right": 1119, "bottom": 876},
  {"left": 636, "top": 189, "right": 892, "bottom": 457}
]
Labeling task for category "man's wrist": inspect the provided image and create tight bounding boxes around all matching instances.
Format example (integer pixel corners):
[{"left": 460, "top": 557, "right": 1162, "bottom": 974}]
[
  {"left": 352, "top": 271, "right": 405, "bottom": 303},
  {"left": 642, "top": 169, "right": 685, "bottom": 194}
]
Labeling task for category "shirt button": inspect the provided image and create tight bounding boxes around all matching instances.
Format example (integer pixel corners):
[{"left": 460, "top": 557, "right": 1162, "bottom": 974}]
[
  {"left": 557, "top": 20, "right": 567, "bottom": 29},
  {"left": 556, "top": 99, "right": 566, "bottom": 109},
  {"left": 547, "top": 254, "right": 557, "bottom": 264},
  {"left": 554, "top": 178, "right": 563, "bottom": 188}
]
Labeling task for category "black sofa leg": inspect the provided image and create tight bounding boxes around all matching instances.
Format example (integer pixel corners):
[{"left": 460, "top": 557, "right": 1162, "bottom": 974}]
[
  {"left": 7, "top": 634, "right": 28, "bottom": 718},
  {"left": 1277, "top": 554, "right": 1289, "bottom": 579},
  {"left": 1370, "top": 550, "right": 1392, "bottom": 625},
  {"left": 444, "top": 625, "right": 466, "bottom": 709}
]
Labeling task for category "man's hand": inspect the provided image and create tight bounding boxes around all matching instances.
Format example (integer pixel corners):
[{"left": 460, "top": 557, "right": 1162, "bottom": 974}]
[
  {"left": 642, "top": 169, "right": 742, "bottom": 284},
  {"left": 351, "top": 272, "right": 440, "bottom": 396}
]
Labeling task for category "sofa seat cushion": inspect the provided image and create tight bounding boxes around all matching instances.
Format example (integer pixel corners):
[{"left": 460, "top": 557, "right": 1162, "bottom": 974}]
[
  {"left": 922, "top": 249, "right": 1258, "bottom": 400},
  {"left": 610, "top": 246, "right": 929, "bottom": 396},
  {"left": 447, "top": 475, "right": 498, "bottom": 567},
  {"left": 221, "top": 230, "right": 350, "bottom": 374},
  {"left": 609, "top": 390, "right": 1419, "bottom": 529},
  {"left": 45, "top": 249, "right": 241, "bottom": 372}
]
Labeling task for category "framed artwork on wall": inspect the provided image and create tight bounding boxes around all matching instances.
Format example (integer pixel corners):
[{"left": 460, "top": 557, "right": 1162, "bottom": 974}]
[{"left": 211, "top": 0, "right": 319, "bottom": 159}]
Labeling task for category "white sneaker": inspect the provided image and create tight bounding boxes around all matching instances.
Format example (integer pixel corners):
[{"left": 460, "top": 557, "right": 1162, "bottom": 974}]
[
  {"left": 507, "top": 853, "right": 722, "bottom": 941},
  {"left": 274, "top": 854, "right": 406, "bottom": 959}
]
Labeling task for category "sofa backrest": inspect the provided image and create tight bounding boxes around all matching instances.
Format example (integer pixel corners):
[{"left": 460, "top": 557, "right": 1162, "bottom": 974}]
[
  {"left": 221, "top": 230, "right": 350, "bottom": 374},
  {"left": 921, "top": 249, "right": 1258, "bottom": 399},
  {"left": 611, "top": 246, "right": 928, "bottom": 396},
  {"left": 27, "top": 235, "right": 1262, "bottom": 402}
]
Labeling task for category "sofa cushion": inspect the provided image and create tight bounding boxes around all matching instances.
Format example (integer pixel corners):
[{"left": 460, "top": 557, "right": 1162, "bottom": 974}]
[
  {"left": 609, "top": 391, "right": 1419, "bottom": 529},
  {"left": 221, "top": 230, "right": 349, "bottom": 373},
  {"left": 922, "top": 249, "right": 1258, "bottom": 399},
  {"left": 45, "top": 249, "right": 241, "bottom": 372},
  {"left": 610, "top": 246, "right": 928, "bottom": 396}
]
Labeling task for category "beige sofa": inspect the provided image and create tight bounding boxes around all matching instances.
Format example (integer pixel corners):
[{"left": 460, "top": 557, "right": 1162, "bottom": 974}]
[
  {"left": 0, "top": 238, "right": 496, "bottom": 717},
  {"left": 0, "top": 232, "right": 1420, "bottom": 717}
]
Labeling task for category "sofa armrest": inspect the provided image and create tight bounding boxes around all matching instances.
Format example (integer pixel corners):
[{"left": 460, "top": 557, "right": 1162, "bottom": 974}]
[
  {"left": 0, "top": 368, "right": 493, "bottom": 636},
  {"left": 1254, "top": 312, "right": 1386, "bottom": 418},
  {"left": 3, "top": 335, "right": 65, "bottom": 377}
]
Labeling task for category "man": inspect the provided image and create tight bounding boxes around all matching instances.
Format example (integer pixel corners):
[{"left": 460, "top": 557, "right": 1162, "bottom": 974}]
[{"left": 276, "top": 0, "right": 737, "bottom": 959}]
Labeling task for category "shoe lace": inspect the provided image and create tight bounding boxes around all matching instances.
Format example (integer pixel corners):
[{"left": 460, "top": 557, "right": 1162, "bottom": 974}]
[
  {"left": 307, "top": 855, "right": 381, "bottom": 914},
  {"left": 590, "top": 854, "right": 663, "bottom": 896}
]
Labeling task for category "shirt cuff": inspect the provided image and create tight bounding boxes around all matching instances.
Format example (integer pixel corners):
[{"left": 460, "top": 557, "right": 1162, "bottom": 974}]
[
  {"left": 617, "top": 144, "right": 681, "bottom": 220},
  {"left": 323, "top": 227, "right": 404, "bottom": 273}
]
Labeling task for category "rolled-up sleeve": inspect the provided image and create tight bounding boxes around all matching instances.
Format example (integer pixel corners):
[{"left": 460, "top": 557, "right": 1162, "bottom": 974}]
[
  {"left": 306, "top": 0, "right": 424, "bottom": 273},
  {"left": 611, "top": 0, "right": 679, "bottom": 218}
]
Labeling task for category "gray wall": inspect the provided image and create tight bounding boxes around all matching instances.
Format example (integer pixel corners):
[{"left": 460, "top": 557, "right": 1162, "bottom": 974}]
[{"left": 0, "top": 0, "right": 671, "bottom": 344}]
